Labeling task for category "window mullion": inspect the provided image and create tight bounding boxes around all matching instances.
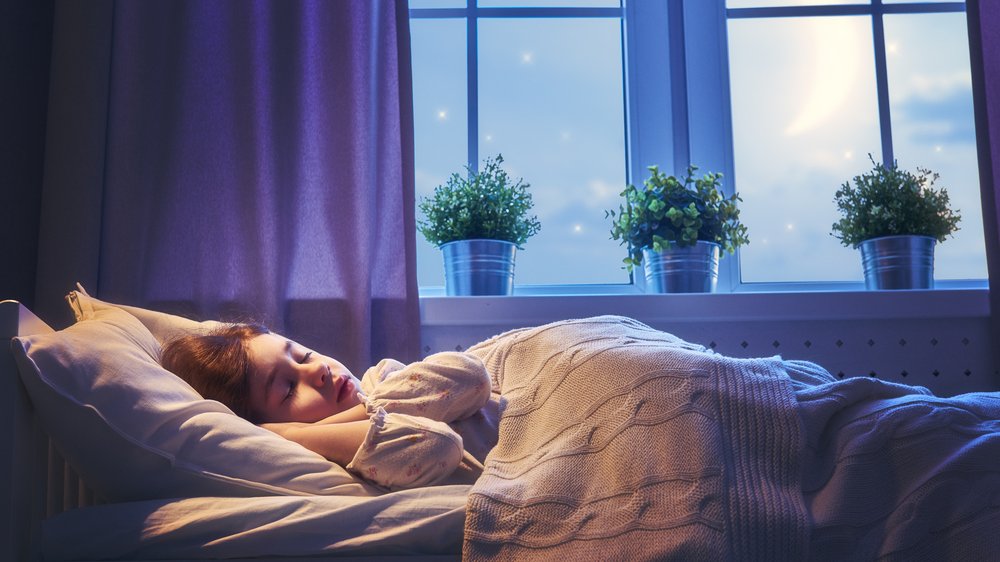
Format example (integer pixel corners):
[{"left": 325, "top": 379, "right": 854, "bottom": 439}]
[
  {"left": 624, "top": 0, "right": 674, "bottom": 292},
  {"left": 682, "top": 0, "right": 740, "bottom": 291},
  {"left": 871, "top": 0, "right": 895, "bottom": 166},
  {"left": 467, "top": 0, "right": 479, "bottom": 172},
  {"left": 668, "top": 0, "right": 691, "bottom": 169}
]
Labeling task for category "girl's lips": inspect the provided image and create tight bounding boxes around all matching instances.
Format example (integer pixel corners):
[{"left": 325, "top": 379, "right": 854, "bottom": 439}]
[{"left": 337, "top": 376, "right": 353, "bottom": 403}]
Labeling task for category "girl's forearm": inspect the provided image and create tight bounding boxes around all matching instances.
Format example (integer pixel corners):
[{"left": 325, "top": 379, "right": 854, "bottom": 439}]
[
  {"left": 278, "top": 420, "right": 370, "bottom": 466},
  {"left": 314, "top": 403, "right": 369, "bottom": 425},
  {"left": 261, "top": 412, "right": 370, "bottom": 465}
]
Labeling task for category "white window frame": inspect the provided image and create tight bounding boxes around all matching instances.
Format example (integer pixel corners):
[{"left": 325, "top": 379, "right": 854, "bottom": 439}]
[
  {"left": 410, "top": 0, "right": 987, "bottom": 321},
  {"left": 718, "top": 0, "right": 978, "bottom": 293},
  {"left": 410, "top": 1, "right": 636, "bottom": 296}
]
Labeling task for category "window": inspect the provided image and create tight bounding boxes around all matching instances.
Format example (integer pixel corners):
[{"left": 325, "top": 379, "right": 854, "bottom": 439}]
[
  {"left": 727, "top": 0, "right": 984, "bottom": 286},
  {"left": 410, "top": 0, "right": 985, "bottom": 292},
  {"left": 410, "top": 1, "right": 629, "bottom": 289}
]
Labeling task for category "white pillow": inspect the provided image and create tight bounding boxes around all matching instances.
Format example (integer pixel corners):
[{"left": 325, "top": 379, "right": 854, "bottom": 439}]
[
  {"left": 66, "top": 285, "right": 223, "bottom": 344},
  {"left": 11, "top": 306, "right": 375, "bottom": 502}
]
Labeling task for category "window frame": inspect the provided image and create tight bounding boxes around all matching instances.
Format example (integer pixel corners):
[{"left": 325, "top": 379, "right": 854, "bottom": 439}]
[
  {"left": 723, "top": 0, "right": 976, "bottom": 291},
  {"left": 410, "top": 1, "right": 634, "bottom": 294},
  {"left": 409, "top": 0, "right": 987, "bottom": 300}
]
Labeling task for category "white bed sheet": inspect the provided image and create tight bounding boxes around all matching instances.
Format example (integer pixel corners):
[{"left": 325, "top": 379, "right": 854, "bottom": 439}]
[{"left": 42, "top": 485, "right": 469, "bottom": 560}]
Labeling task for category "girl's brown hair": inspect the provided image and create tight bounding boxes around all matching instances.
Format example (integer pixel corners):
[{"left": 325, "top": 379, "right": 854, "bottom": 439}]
[{"left": 161, "top": 323, "right": 270, "bottom": 421}]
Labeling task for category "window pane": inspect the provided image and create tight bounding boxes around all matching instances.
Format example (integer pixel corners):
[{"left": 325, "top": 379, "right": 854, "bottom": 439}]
[
  {"left": 884, "top": 12, "right": 985, "bottom": 280},
  {"left": 728, "top": 16, "right": 880, "bottom": 282},
  {"left": 727, "top": 0, "right": 866, "bottom": 8},
  {"left": 479, "top": 0, "right": 619, "bottom": 6},
  {"left": 411, "top": 0, "right": 466, "bottom": 8},
  {"left": 479, "top": 18, "right": 626, "bottom": 285},
  {"left": 411, "top": 19, "right": 469, "bottom": 288}
]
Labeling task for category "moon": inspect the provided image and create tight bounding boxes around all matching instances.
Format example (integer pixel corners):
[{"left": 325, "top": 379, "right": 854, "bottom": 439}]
[{"left": 784, "top": 17, "right": 866, "bottom": 136}]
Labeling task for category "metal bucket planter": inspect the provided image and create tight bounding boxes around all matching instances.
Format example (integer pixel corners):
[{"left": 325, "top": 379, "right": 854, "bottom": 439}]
[
  {"left": 859, "top": 234, "right": 936, "bottom": 290},
  {"left": 642, "top": 241, "right": 720, "bottom": 293},
  {"left": 440, "top": 239, "right": 517, "bottom": 296}
]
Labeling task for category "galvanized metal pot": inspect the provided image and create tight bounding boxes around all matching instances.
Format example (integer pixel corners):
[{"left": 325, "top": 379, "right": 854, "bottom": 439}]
[
  {"left": 859, "top": 234, "right": 936, "bottom": 290},
  {"left": 440, "top": 239, "right": 517, "bottom": 296},
  {"left": 642, "top": 241, "right": 720, "bottom": 293}
]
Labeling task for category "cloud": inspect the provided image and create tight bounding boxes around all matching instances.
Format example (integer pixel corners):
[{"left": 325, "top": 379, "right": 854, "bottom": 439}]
[
  {"left": 894, "top": 89, "right": 977, "bottom": 146},
  {"left": 895, "top": 71, "right": 971, "bottom": 103},
  {"left": 414, "top": 168, "right": 449, "bottom": 197},
  {"left": 586, "top": 178, "right": 620, "bottom": 206}
]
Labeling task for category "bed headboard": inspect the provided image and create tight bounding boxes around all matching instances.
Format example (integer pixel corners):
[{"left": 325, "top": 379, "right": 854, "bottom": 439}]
[{"left": 1, "top": 300, "right": 96, "bottom": 562}]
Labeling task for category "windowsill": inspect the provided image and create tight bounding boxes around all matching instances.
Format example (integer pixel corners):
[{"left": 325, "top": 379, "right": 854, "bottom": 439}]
[{"left": 419, "top": 285, "right": 990, "bottom": 326}]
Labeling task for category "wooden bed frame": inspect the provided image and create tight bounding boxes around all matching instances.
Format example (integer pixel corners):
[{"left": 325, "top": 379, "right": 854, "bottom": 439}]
[{"left": 0, "top": 300, "right": 459, "bottom": 562}]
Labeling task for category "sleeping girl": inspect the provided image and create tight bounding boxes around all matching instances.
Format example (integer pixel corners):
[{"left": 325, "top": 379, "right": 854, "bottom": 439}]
[{"left": 161, "top": 323, "right": 494, "bottom": 490}]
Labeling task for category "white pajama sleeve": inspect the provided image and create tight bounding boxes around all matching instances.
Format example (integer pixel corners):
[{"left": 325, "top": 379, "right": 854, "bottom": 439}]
[
  {"left": 345, "top": 408, "right": 464, "bottom": 490},
  {"left": 359, "top": 358, "right": 406, "bottom": 396},
  {"left": 361, "top": 352, "right": 491, "bottom": 423}
]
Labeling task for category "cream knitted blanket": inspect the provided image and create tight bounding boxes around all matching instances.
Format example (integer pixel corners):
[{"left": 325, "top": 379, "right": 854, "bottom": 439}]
[{"left": 463, "top": 316, "right": 809, "bottom": 561}]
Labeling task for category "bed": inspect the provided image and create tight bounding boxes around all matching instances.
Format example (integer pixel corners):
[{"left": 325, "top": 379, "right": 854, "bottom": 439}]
[
  {"left": 5, "top": 293, "right": 1000, "bottom": 561},
  {"left": 1, "top": 296, "right": 467, "bottom": 561}
]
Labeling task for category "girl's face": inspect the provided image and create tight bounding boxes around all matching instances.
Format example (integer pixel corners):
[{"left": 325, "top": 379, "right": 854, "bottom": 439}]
[{"left": 246, "top": 333, "right": 363, "bottom": 423}]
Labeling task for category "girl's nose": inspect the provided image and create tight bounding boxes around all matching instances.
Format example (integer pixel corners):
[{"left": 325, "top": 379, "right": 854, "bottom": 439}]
[{"left": 303, "top": 362, "right": 327, "bottom": 388}]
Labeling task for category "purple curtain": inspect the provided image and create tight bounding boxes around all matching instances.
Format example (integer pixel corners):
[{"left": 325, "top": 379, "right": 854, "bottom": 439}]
[
  {"left": 35, "top": 0, "right": 419, "bottom": 372},
  {"left": 968, "top": 0, "right": 1000, "bottom": 370}
]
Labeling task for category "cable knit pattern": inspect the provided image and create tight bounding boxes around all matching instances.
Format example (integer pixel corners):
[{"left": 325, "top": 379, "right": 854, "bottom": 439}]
[
  {"left": 788, "top": 367, "right": 1000, "bottom": 560},
  {"left": 462, "top": 316, "right": 808, "bottom": 561}
]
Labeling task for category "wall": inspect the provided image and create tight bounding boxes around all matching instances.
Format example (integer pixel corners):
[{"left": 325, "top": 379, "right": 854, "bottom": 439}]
[
  {"left": 420, "top": 290, "right": 995, "bottom": 397},
  {"left": 0, "top": 0, "right": 55, "bottom": 308}
]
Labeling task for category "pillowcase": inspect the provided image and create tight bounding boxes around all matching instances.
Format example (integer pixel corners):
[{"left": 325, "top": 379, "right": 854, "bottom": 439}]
[
  {"left": 11, "top": 305, "right": 375, "bottom": 502},
  {"left": 66, "top": 285, "right": 222, "bottom": 345}
]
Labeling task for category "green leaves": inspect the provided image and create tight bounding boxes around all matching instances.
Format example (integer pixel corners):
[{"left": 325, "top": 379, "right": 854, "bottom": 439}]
[
  {"left": 607, "top": 164, "right": 749, "bottom": 272},
  {"left": 831, "top": 155, "right": 961, "bottom": 248},
  {"left": 417, "top": 154, "right": 541, "bottom": 248}
]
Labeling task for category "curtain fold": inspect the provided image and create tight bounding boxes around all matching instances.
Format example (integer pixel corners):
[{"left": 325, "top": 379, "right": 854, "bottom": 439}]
[
  {"left": 967, "top": 0, "right": 1000, "bottom": 374},
  {"left": 36, "top": 0, "right": 419, "bottom": 373}
]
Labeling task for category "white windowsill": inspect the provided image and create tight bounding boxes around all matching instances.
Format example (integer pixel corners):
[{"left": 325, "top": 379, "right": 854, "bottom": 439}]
[{"left": 419, "top": 286, "right": 990, "bottom": 326}]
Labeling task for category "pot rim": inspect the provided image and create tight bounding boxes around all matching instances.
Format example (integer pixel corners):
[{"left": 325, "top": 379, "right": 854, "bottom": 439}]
[
  {"left": 641, "top": 240, "right": 721, "bottom": 252},
  {"left": 858, "top": 234, "right": 937, "bottom": 245},
  {"left": 439, "top": 238, "right": 518, "bottom": 249}
]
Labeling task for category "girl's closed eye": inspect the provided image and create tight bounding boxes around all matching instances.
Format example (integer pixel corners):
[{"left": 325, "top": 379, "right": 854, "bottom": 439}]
[{"left": 282, "top": 350, "right": 312, "bottom": 402}]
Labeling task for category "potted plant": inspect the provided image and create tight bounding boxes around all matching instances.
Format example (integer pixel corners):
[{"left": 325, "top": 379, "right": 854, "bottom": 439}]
[
  {"left": 418, "top": 154, "right": 541, "bottom": 295},
  {"left": 832, "top": 156, "right": 960, "bottom": 290},
  {"left": 607, "top": 165, "right": 748, "bottom": 293}
]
